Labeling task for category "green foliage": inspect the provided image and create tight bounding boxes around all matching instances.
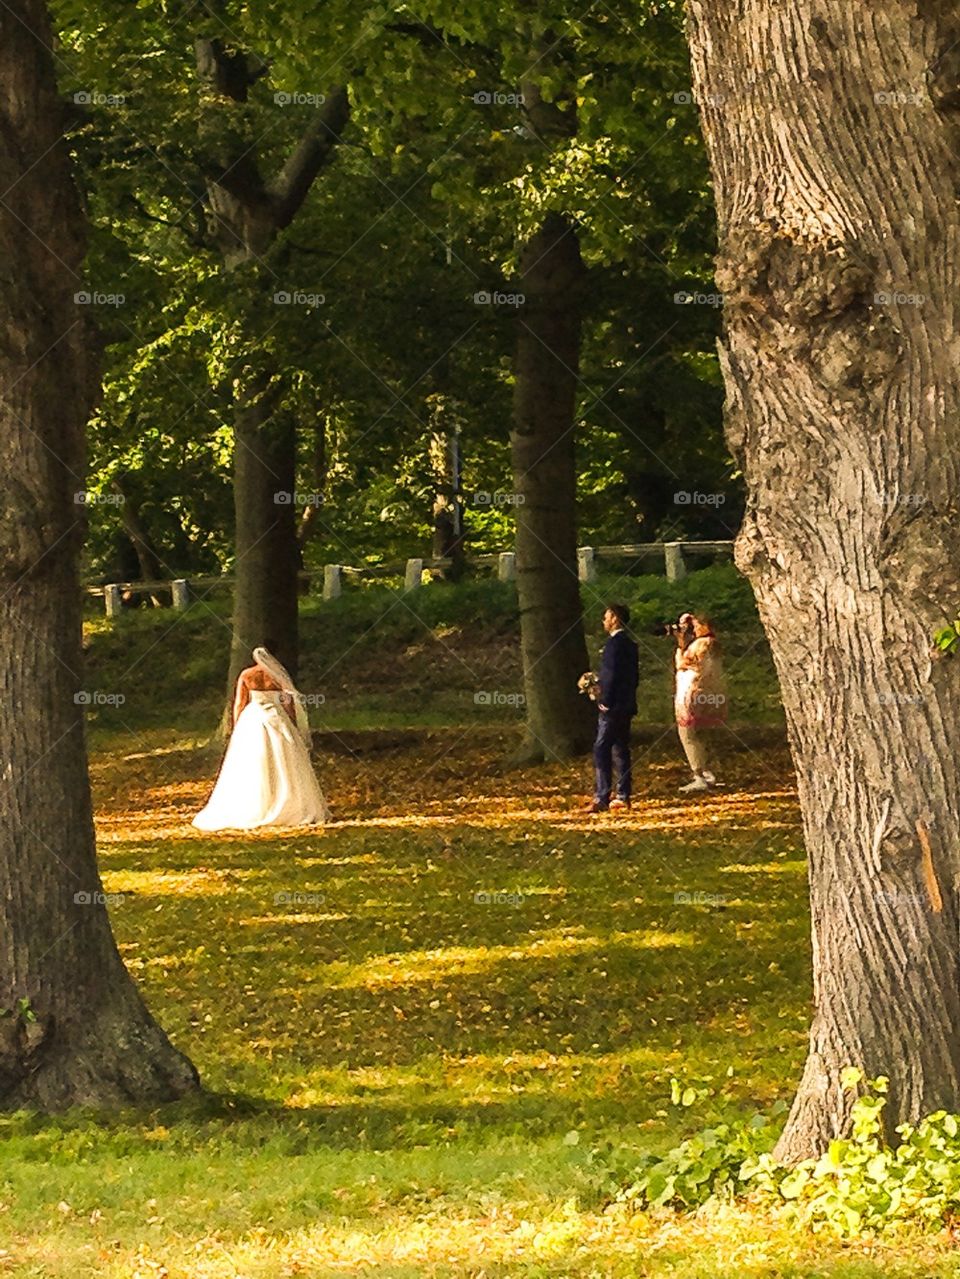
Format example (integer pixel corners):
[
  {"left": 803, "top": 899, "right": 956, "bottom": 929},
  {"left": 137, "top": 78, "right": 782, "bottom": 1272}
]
[
  {"left": 620, "top": 1101, "right": 785, "bottom": 1210},
  {"left": 54, "top": 0, "right": 734, "bottom": 580},
  {"left": 0, "top": 997, "right": 38, "bottom": 1025},
  {"left": 81, "top": 563, "right": 780, "bottom": 734},
  {"left": 932, "top": 619, "right": 960, "bottom": 656},
  {"left": 621, "top": 1072, "right": 960, "bottom": 1239}
]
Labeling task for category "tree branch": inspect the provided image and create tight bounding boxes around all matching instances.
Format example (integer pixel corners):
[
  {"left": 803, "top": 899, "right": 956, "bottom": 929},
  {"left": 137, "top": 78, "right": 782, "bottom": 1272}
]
[
  {"left": 269, "top": 86, "right": 350, "bottom": 228},
  {"left": 123, "top": 193, "right": 208, "bottom": 249}
]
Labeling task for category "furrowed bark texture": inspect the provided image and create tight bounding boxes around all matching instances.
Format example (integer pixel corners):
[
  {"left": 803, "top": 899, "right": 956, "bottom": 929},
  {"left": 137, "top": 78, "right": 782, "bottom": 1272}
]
[
  {"left": 0, "top": 0, "right": 198, "bottom": 1108},
  {"left": 510, "top": 42, "right": 593, "bottom": 762},
  {"left": 511, "top": 212, "right": 594, "bottom": 761},
  {"left": 687, "top": 0, "right": 960, "bottom": 1161}
]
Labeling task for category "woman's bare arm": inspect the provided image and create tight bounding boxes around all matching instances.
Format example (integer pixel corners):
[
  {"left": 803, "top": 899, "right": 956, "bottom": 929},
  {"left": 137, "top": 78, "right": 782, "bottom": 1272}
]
[{"left": 233, "top": 669, "right": 251, "bottom": 726}]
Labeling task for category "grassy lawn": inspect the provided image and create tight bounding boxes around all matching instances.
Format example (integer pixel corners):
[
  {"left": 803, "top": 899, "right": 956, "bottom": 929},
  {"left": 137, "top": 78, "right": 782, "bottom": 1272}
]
[{"left": 4, "top": 569, "right": 956, "bottom": 1275}]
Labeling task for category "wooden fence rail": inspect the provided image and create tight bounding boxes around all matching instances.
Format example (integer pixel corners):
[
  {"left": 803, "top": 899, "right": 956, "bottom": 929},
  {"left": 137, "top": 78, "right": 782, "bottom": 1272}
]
[{"left": 84, "top": 540, "right": 735, "bottom": 617}]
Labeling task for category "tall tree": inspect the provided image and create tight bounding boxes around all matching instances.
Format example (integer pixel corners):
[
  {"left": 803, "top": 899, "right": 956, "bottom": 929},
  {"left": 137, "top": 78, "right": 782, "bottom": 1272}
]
[
  {"left": 687, "top": 0, "right": 960, "bottom": 1160},
  {"left": 0, "top": 0, "right": 197, "bottom": 1108},
  {"left": 512, "top": 209, "right": 593, "bottom": 759},
  {"left": 510, "top": 39, "right": 594, "bottom": 761},
  {"left": 191, "top": 19, "right": 349, "bottom": 691},
  {"left": 374, "top": 2, "right": 714, "bottom": 758}
]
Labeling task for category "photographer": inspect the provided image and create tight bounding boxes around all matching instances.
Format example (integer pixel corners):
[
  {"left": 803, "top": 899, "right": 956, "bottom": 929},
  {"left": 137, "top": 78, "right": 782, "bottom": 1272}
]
[{"left": 673, "top": 612, "right": 727, "bottom": 794}]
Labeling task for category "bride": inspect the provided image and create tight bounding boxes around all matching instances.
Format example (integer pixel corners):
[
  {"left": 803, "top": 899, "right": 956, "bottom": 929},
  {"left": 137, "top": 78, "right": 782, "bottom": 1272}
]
[{"left": 193, "top": 646, "right": 330, "bottom": 831}]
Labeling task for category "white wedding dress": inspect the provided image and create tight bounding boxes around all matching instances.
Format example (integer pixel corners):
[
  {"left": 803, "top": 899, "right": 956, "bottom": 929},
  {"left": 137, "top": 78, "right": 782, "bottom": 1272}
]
[{"left": 193, "top": 689, "right": 330, "bottom": 830}]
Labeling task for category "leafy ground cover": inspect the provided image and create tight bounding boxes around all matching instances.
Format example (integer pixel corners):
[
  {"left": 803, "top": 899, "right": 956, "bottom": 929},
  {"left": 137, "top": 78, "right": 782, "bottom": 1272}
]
[{"left": 4, "top": 570, "right": 956, "bottom": 1275}]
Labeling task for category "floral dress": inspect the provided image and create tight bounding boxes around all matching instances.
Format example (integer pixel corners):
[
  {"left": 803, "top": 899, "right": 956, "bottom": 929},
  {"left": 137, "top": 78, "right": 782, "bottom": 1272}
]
[{"left": 674, "top": 635, "right": 728, "bottom": 729}]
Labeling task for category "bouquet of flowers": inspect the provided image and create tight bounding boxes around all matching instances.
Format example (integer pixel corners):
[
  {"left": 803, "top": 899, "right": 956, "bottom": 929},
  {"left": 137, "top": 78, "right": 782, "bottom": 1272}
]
[{"left": 578, "top": 671, "right": 600, "bottom": 701}]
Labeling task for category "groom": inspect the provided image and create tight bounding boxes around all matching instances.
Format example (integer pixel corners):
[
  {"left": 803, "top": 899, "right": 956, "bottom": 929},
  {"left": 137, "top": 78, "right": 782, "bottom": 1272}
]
[{"left": 586, "top": 603, "right": 639, "bottom": 813}]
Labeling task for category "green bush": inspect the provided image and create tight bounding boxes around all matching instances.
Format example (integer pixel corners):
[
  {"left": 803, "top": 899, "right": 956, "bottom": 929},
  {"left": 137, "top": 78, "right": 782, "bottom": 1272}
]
[{"left": 620, "top": 1072, "right": 960, "bottom": 1237}]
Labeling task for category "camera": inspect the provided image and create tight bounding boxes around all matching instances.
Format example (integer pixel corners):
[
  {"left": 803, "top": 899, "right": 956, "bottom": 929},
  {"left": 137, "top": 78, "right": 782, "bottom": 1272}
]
[{"left": 651, "top": 615, "right": 695, "bottom": 644}]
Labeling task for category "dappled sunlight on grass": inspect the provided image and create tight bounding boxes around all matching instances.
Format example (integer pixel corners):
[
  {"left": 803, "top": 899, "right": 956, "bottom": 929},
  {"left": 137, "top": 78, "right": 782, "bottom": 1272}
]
[
  {"left": 5, "top": 724, "right": 884, "bottom": 1277},
  {"left": 10, "top": 1195, "right": 960, "bottom": 1278},
  {"left": 107, "top": 866, "right": 265, "bottom": 896},
  {"left": 314, "top": 926, "right": 696, "bottom": 992}
]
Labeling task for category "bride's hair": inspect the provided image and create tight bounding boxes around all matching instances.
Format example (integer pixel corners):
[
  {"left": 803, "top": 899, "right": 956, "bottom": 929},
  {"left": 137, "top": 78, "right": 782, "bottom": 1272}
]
[
  {"left": 251, "top": 645, "right": 313, "bottom": 748},
  {"left": 252, "top": 645, "right": 292, "bottom": 686}
]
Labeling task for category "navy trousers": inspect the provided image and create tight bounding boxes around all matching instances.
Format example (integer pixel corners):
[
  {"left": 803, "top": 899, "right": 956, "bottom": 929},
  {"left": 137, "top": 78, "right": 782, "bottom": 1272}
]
[{"left": 593, "top": 710, "right": 632, "bottom": 805}]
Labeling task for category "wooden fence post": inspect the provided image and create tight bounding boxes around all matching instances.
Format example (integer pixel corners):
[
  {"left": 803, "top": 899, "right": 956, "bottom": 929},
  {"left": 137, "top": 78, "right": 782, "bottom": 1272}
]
[
  {"left": 498, "top": 552, "right": 516, "bottom": 581},
  {"left": 404, "top": 558, "right": 423, "bottom": 591},
  {"left": 577, "top": 546, "right": 597, "bottom": 583},
  {"left": 323, "top": 564, "right": 342, "bottom": 600},
  {"left": 104, "top": 584, "right": 122, "bottom": 618},
  {"left": 664, "top": 542, "right": 687, "bottom": 581},
  {"left": 172, "top": 579, "right": 189, "bottom": 611}
]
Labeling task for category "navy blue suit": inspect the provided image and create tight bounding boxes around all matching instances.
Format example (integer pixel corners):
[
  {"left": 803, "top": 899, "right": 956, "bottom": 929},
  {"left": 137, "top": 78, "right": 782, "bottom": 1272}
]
[{"left": 594, "top": 629, "right": 639, "bottom": 805}]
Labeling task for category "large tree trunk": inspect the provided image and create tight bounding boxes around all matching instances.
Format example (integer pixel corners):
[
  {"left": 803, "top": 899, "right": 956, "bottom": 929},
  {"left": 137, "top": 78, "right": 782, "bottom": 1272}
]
[
  {"left": 511, "top": 212, "right": 594, "bottom": 761},
  {"left": 687, "top": 0, "right": 960, "bottom": 1161},
  {"left": 227, "top": 371, "right": 300, "bottom": 694},
  {"left": 0, "top": 0, "right": 198, "bottom": 1108},
  {"left": 194, "top": 28, "right": 348, "bottom": 706}
]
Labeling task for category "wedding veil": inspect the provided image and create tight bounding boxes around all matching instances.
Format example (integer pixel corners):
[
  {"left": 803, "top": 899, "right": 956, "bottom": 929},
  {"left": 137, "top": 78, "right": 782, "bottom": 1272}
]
[{"left": 252, "top": 646, "right": 312, "bottom": 747}]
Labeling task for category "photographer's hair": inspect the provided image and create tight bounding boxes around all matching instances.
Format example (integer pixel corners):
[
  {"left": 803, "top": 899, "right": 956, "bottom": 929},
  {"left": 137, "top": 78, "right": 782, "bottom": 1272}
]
[
  {"left": 606, "top": 602, "right": 631, "bottom": 627},
  {"left": 692, "top": 612, "right": 716, "bottom": 637}
]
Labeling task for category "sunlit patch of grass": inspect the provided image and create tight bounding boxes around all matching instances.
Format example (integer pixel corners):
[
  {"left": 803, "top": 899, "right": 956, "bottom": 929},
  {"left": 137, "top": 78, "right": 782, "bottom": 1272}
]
[
  {"left": 7, "top": 1190, "right": 960, "bottom": 1277},
  {"left": 11, "top": 724, "right": 947, "bottom": 1276}
]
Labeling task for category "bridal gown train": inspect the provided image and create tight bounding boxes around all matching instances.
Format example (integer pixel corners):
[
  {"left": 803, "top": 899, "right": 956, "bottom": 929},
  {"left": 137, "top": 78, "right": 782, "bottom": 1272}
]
[{"left": 193, "top": 689, "right": 330, "bottom": 830}]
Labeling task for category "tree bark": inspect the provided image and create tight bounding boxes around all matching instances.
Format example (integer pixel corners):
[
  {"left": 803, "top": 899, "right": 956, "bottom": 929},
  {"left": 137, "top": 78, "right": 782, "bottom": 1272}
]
[
  {"left": 687, "top": 0, "right": 960, "bottom": 1160},
  {"left": 297, "top": 411, "right": 328, "bottom": 552},
  {"left": 193, "top": 27, "right": 349, "bottom": 705},
  {"left": 0, "top": 0, "right": 198, "bottom": 1108},
  {"left": 511, "top": 212, "right": 594, "bottom": 760},
  {"left": 112, "top": 476, "right": 165, "bottom": 604},
  {"left": 429, "top": 410, "right": 466, "bottom": 580},
  {"left": 227, "top": 373, "right": 300, "bottom": 692},
  {"left": 509, "top": 40, "right": 593, "bottom": 762}
]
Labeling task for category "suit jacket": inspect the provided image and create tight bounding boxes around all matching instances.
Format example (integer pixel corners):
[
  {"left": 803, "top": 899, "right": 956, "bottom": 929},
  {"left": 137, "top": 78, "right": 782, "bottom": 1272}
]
[{"left": 598, "top": 629, "right": 639, "bottom": 717}]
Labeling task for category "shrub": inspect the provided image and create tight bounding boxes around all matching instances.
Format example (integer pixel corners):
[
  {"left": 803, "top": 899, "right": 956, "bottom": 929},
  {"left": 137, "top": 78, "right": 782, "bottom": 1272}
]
[{"left": 620, "top": 1071, "right": 960, "bottom": 1237}]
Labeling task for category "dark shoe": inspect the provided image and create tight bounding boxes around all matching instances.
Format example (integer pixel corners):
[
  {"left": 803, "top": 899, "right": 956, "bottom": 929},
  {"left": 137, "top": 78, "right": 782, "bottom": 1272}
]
[
  {"left": 609, "top": 797, "right": 631, "bottom": 811},
  {"left": 583, "top": 799, "right": 609, "bottom": 813}
]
